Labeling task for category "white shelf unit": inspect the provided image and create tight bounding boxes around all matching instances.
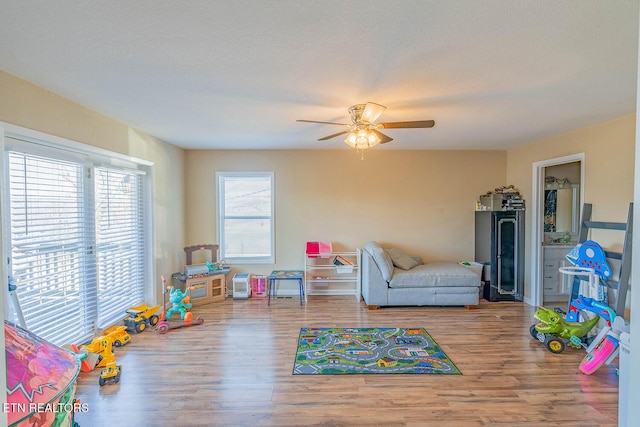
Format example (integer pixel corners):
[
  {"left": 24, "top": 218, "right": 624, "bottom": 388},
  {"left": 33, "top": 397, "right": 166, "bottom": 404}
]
[{"left": 304, "top": 249, "right": 361, "bottom": 299}]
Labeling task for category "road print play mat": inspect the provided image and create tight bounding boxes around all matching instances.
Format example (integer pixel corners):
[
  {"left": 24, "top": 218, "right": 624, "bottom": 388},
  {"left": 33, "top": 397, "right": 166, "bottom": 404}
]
[{"left": 293, "top": 327, "right": 460, "bottom": 375}]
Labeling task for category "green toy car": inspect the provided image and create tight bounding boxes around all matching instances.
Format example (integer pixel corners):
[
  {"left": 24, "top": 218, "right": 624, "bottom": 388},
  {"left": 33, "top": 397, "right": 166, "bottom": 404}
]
[{"left": 530, "top": 307, "right": 600, "bottom": 353}]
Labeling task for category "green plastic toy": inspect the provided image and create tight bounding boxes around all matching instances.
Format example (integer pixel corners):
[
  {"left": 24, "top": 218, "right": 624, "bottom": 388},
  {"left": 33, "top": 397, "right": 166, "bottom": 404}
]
[{"left": 530, "top": 307, "right": 600, "bottom": 353}]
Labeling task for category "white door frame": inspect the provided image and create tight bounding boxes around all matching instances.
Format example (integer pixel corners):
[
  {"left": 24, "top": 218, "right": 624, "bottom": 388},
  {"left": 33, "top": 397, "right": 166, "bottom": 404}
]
[{"left": 530, "top": 153, "right": 585, "bottom": 307}]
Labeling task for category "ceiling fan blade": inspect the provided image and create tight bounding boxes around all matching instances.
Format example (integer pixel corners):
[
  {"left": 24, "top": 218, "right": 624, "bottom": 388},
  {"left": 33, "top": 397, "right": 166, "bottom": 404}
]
[
  {"left": 370, "top": 129, "right": 393, "bottom": 144},
  {"left": 318, "top": 130, "right": 351, "bottom": 141},
  {"left": 361, "top": 102, "right": 386, "bottom": 123},
  {"left": 378, "top": 120, "right": 435, "bottom": 129},
  {"left": 297, "top": 119, "right": 350, "bottom": 126}
]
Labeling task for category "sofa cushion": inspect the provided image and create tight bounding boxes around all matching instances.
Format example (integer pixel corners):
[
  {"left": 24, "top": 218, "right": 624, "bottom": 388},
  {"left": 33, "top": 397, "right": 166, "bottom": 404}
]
[
  {"left": 389, "top": 262, "right": 481, "bottom": 289},
  {"left": 364, "top": 241, "right": 394, "bottom": 282},
  {"left": 387, "top": 248, "right": 420, "bottom": 270}
]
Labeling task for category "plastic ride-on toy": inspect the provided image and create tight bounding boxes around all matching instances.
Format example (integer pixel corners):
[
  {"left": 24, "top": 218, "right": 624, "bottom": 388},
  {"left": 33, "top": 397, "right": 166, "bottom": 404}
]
[
  {"left": 531, "top": 247, "right": 613, "bottom": 354},
  {"left": 157, "top": 276, "right": 204, "bottom": 334},
  {"left": 530, "top": 307, "right": 599, "bottom": 353}
]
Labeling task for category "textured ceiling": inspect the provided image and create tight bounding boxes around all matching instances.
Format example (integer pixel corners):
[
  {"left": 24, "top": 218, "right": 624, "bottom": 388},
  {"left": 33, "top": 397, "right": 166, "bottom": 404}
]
[{"left": 0, "top": 1, "right": 638, "bottom": 150}]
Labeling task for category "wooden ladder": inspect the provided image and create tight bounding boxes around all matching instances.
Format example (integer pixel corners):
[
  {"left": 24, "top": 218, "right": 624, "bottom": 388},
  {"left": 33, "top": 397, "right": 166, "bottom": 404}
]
[{"left": 568, "top": 202, "right": 633, "bottom": 316}]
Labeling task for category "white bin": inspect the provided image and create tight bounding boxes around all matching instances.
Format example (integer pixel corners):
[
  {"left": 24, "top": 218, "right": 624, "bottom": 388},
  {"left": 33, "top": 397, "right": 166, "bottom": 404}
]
[{"left": 232, "top": 273, "right": 252, "bottom": 299}]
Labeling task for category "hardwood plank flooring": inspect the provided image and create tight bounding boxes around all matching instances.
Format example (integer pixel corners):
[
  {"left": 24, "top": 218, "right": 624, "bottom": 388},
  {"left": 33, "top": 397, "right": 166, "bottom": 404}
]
[{"left": 74, "top": 297, "right": 620, "bottom": 426}]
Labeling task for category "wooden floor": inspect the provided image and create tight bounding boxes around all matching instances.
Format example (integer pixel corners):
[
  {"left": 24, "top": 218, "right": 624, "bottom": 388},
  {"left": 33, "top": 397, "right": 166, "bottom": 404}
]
[{"left": 74, "top": 296, "right": 620, "bottom": 426}]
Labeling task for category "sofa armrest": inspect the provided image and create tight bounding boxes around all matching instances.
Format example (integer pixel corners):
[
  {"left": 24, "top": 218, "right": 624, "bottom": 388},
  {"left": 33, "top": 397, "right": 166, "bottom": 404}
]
[{"left": 361, "top": 250, "right": 389, "bottom": 307}]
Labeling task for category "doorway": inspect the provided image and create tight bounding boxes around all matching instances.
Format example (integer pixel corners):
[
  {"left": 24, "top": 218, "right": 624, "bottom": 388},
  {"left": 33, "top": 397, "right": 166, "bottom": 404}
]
[{"left": 530, "top": 153, "right": 585, "bottom": 307}]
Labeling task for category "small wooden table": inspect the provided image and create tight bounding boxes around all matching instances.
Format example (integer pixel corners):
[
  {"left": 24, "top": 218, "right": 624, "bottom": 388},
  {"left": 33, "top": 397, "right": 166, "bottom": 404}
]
[{"left": 268, "top": 270, "right": 305, "bottom": 306}]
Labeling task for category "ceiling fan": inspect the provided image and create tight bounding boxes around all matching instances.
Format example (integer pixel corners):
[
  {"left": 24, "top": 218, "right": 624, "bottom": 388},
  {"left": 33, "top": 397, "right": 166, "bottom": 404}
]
[{"left": 297, "top": 102, "right": 435, "bottom": 149}]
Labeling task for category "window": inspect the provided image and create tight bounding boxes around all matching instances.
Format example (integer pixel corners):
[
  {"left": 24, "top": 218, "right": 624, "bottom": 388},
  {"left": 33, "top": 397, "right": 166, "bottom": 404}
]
[
  {"left": 7, "top": 151, "right": 96, "bottom": 345},
  {"left": 217, "top": 172, "right": 274, "bottom": 264},
  {"left": 94, "top": 166, "right": 147, "bottom": 328},
  {"left": 4, "top": 134, "right": 152, "bottom": 346}
]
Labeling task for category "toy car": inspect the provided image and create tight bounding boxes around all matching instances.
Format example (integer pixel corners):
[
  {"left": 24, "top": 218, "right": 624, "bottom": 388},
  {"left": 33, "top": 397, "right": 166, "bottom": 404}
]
[
  {"left": 99, "top": 361, "right": 122, "bottom": 386},
  {"left": 104, "top": 325, "right": 131, "bottom": 347},
  {"left": 530, "top": 307, "right": 600, "bottom": 353},
  {"left": 123, "top": 304, "right": 161, "bottom": 333}
]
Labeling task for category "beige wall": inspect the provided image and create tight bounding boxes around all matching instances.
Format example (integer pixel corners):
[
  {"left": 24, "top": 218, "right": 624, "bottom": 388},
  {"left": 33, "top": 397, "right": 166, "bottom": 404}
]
[
  {"left": 183, "top": 115, "right": 634, "bottom": 299},
  {"left": 0, "top": 70, "right": 186, "bottom": 304},
  {"left": 2, "top": 67, "right": 634, "bottom": 306},
  {"left": 507, "top": 114, "right": 636, "bottom": 300},
  {"left": 184, "top": 149, "right": 507, "bottom": 276}
]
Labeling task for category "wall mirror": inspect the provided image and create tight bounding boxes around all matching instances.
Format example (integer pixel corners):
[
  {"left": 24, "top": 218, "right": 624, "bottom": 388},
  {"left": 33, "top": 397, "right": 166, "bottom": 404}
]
[{"left": 544, "top": 184, "right": 579, "bottom": 233}]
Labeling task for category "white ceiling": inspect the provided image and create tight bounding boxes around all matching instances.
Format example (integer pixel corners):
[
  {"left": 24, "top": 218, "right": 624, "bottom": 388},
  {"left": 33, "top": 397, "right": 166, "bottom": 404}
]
[{"left": 1, "top": 1, "right": 638, "bottom": 151}]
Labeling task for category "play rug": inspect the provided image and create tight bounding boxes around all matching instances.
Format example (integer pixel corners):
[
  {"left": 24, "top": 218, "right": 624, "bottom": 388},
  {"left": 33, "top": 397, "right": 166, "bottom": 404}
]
[{"left": 293, "top": 327, "right": 461, "bottom": 375}]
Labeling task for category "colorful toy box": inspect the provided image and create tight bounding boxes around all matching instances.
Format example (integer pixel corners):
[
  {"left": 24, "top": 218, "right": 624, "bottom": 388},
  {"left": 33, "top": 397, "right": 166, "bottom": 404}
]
[{"left": 251, "top": 275, "right": 267, "bottom": 298}]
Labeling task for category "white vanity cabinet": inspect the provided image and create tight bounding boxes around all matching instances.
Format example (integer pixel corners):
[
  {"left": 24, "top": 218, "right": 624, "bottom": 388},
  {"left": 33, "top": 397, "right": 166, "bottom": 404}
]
[{"left": 542, "top": 245, "right": 572, "bottom": 301}]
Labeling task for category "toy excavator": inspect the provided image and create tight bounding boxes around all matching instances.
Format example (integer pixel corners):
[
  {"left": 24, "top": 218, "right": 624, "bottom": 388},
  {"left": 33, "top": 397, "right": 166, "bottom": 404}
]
[{"left": 80, "top": 334, "right": 123, "bottom": 386}]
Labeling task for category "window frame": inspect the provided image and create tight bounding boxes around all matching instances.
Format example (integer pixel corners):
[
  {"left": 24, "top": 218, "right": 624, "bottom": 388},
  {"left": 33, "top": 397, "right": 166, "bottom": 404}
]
[
  {"left": 216, "top": 171, "right": 275, "bottom": 264},
  {"left": 1, "top": 122, "right": 155, "bottom": 345}
]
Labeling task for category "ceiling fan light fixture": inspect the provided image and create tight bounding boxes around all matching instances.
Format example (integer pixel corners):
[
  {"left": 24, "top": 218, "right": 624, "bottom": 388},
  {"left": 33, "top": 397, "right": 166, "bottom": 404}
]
[
  {"left": 344, "top": 129, "right": 381, "bottom": 149},
  {"left": 360, "top": 102, "right": 386, "bottom": 123},
  {"left": 297, "top": 102, "right": 434, "bottom": 156}
]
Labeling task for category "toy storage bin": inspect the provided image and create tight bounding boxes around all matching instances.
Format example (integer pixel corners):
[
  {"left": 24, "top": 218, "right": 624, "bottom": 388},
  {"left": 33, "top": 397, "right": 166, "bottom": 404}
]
[
  {"left": 233, "top": 273, "right": 251, "bottom": 299},
  {"left": 306, "top": 241, "right": 332, "bottom": 258},
  {"left": 251, "top": 275, "right": 267, "bottom": 298}
]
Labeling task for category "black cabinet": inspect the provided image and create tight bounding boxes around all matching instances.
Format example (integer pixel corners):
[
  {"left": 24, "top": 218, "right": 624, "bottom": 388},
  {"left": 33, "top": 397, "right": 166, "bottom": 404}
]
[{"left": 475, "top": 210, "right": 524, "bottom": 302}]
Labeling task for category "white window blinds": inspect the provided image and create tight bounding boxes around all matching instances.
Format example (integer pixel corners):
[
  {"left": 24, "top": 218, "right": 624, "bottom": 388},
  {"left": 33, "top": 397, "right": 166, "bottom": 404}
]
[
  {"left": 6, "top": 148, "right": 148, "bottom": 345},
  {"left": 94, "top": 167, "right": 145, "bottom": 328},
  {"left": 8, "top": 152, "right": 97, "bottom": 345}
]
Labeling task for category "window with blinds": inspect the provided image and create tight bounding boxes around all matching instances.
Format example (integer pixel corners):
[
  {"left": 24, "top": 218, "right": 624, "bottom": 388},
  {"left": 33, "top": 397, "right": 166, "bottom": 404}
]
[
  {"left": 217, "top": 172, "right": 274, "bottom": 264},
  {"left": 6, "top": 148, "right": 149, "bottom": 346},
  {"left": 94, "top": 167, "right": 146, "bottom": 329}
]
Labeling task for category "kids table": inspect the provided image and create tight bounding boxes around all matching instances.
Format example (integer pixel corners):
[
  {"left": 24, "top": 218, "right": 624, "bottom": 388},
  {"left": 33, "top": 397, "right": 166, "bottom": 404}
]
[{"left": 268, "top": 270, "right": 305, "bottom": 306}]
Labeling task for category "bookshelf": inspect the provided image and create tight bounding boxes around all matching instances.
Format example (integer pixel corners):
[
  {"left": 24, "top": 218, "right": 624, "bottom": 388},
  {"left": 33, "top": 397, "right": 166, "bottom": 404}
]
[{"left": 304, "top": 249, "right": 361, "bottom": 298}]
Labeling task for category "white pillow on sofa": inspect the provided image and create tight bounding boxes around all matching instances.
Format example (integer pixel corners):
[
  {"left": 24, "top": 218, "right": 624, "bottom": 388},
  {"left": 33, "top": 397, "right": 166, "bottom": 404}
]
[{"left": 387, "top": 248, "right": 420, "bottom": 270}]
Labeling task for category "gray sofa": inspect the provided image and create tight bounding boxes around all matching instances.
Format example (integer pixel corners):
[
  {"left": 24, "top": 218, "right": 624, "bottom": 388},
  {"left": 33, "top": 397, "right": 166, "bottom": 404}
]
[{"left": 361, "top": 241, "right": 481, "bottom": 309}]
